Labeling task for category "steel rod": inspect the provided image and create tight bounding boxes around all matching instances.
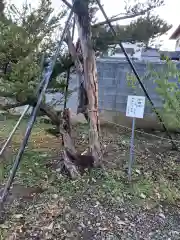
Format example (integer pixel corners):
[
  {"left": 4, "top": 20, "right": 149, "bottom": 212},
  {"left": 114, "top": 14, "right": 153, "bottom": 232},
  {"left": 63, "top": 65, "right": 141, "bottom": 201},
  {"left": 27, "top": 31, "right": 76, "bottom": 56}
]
[{"left": 128, "top": 118, "right": 135, "bottom": 181}]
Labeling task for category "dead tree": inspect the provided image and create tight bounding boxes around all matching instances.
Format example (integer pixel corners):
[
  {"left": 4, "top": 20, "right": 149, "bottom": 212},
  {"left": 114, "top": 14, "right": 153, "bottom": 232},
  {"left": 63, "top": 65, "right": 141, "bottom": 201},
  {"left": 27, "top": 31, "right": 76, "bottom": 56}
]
[
  {"left": 61, "top": 111, "right": 80, "bottom": 179},
  {"left": 60, "top": 108, "right": 95, "bottom": 179},
  {"left": 43, "top": 0, "right": 103, "bottom": 177},
  {"left": 71, "top": 0, "right": 102, "bottom": 167},
  {"left": 58, "top": 0, "right": 103, "bottom": 177}
]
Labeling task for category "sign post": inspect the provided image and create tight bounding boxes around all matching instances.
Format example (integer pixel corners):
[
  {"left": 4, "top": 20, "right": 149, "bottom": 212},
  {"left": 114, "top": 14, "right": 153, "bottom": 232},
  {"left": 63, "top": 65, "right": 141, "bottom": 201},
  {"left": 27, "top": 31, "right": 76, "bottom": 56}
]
[{"left": 126, "top": 95, "right": 145, "bottom": 181}]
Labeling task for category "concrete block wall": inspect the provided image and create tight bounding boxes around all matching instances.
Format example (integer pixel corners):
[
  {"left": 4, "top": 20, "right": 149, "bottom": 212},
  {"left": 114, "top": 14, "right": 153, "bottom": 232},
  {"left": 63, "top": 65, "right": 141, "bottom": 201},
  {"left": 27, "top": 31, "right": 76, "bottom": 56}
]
[
  {"left": 96, "top": 58, "right": 180, "bottom": 129},
  {"left": 4, "top": 58, "right": 180, "bottom": 129},
  {"left": 97, "top": 58, "right": 180, "bottom": 115}
]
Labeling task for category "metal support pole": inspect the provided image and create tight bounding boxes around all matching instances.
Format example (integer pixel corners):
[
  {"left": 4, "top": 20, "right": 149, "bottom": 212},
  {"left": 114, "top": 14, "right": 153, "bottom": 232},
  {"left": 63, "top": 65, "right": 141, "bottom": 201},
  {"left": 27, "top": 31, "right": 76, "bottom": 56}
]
[
  {"left": 0, "top": 8, "right": 73, "bottom": 206},
  {"left": 94, "top": 0, "right": 177, "bottom": 150},
  {"left": 0, "top": 105, "right": 30, "bottom": 157},
  {"left": 128, "top": 118, "right": 136, "bottom": 181}
]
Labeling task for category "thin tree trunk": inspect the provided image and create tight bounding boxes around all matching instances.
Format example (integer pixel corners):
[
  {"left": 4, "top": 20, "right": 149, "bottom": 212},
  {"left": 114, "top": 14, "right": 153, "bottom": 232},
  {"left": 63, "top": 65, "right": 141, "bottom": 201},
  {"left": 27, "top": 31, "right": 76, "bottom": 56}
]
[{"left": 73, "top": 0, "right": 102, "bottom": 166}]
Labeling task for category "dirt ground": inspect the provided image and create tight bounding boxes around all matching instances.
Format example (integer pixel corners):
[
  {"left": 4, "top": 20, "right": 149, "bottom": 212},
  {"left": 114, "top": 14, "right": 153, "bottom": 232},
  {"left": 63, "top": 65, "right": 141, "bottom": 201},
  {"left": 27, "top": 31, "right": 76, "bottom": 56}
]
[{"left": 1, "top": 119, "right": 180, "bottom": 239}]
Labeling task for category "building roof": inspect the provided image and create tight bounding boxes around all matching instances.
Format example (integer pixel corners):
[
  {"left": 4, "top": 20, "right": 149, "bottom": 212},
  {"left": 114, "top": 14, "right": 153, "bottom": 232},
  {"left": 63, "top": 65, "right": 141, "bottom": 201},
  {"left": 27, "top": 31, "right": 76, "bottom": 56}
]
[{"left": 170, "top": 25, "right": 180, "bottom": 39}]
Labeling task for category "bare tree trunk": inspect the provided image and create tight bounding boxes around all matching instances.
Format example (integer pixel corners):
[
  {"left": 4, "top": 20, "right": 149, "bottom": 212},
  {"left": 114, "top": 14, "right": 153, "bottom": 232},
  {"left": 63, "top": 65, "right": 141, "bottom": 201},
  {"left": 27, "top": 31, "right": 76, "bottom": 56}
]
[
  {"left": 61, "top": 108, "right": 80, "bottom": 179},
  {"left": 73, "top": 0, "right": 102, "bottom": 166},
  {"left": 66, "top": 30, "right": 88, "bottom": 120}
]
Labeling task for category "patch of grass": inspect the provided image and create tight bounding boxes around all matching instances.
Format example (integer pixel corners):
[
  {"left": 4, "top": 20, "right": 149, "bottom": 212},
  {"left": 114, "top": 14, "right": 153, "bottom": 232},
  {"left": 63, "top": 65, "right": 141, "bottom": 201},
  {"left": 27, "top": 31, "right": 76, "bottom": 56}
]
[
  {"left": 3, "top": 149, "right": 179, "bottom": 206},
  {"left": 129, "top": 178, "right": 154, "bottom": 199},
  {"left": 0, "top": 150, "right": 51, "bottom": 186},
  {"left": 95, "top": 172, "right": 125, "bottom": 203},
  {"left": 0, "top": 229, "right": 5, "bottom": 240},
  {"left": 0, "top": 116, "right": 59, "bottom": 152},
  {"left": 55, "top": 177, "right": 88, "bottom": 198},
  {"left": 157, "top": 177, "right": 180, "bottom": 204},
  {"left": 0, "top": 116, "right": 53, "bottom": 138},
  {"left": 16, "top": 151, "right": 51, "bottom": 185},
  {"left": 1, "top": 149, "right": 180, "bottom": 208},
  {"left": 45, "top": 169, "right": 125, "bottom": 204},
  {"left": 1, "top": 116, "right": 180, "bottom": 208}
]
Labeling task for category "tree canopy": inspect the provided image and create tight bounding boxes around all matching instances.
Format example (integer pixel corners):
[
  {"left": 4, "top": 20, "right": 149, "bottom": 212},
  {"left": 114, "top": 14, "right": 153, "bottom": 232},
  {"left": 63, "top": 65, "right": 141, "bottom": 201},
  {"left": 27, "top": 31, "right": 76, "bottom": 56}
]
[
  {"left": 0, "top": 0, "right": 172, "bottom": 111},
  {"left": 0, "top": 0, "right": 69, "bottom": 109},
  {"left": 91, "top": 0, "right": 171, "bottom": 54}
]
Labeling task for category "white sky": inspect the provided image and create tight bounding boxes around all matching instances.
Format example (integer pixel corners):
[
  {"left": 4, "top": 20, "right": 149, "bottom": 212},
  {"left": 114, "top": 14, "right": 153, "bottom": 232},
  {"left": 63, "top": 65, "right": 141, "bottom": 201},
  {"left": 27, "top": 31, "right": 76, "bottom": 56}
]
[{"left": 8, "top": 0, "right": 180, "bottom": 50}]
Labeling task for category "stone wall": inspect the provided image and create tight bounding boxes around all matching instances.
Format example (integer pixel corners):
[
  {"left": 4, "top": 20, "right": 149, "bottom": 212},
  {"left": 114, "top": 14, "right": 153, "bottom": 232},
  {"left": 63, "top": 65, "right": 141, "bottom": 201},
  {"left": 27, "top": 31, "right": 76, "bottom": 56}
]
[{"left": 3, "top": 58, "right": 180, "bottom": 130}]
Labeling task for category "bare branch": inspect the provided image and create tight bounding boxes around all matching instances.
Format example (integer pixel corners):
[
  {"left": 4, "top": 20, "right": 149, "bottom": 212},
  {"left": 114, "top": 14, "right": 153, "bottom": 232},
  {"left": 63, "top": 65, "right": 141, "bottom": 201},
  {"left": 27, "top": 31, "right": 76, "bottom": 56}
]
[
  {"left": 61, "top": 0, "right": 157, "bottom": 28},
  {"left": 0, "top": 92, "right": 16, "bottom": 98},
  {"left": 93, "top": 6, "right": 156, "bottom": 27}
]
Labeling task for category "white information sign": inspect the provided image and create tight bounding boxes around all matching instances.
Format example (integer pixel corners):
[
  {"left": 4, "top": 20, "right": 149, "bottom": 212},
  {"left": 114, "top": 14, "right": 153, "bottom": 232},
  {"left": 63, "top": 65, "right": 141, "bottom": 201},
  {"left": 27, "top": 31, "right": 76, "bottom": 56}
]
[{"left": 126, "top": 95, "right": 145, "bottom": 119}]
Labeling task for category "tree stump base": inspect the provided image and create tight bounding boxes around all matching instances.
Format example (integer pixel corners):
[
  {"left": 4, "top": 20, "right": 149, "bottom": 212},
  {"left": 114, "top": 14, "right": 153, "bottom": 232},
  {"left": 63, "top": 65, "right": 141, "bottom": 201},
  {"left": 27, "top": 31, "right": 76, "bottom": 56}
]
[
  {"left": 59, "top": 151, "right": 95, "bottom": 179},
  {"left": 59, "top": 108, "right": 102, "bottom": 179}
]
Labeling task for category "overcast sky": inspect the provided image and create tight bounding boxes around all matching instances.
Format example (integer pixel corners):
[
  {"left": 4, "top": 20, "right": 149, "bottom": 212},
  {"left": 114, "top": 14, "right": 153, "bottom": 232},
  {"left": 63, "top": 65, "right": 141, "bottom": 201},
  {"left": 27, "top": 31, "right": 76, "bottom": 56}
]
[{"left": 8, "top": 0, "right": 180, "bottom": 50}]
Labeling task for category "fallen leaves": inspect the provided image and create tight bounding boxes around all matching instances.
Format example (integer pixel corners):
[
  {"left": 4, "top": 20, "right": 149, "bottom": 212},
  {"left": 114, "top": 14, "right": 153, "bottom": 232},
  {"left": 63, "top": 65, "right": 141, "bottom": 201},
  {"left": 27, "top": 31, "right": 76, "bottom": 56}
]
[
  {"left": 13, "top": 214, "right": 24, "bottom": 219},
  {"left": 0, "top": 223, "right": 9, "bottom": 229},
  {"left": 140, "top": 193, "right": 147, "bottom": 199},
  {"left": 1, "top": 120, "right": 180, "bottom": 239}
]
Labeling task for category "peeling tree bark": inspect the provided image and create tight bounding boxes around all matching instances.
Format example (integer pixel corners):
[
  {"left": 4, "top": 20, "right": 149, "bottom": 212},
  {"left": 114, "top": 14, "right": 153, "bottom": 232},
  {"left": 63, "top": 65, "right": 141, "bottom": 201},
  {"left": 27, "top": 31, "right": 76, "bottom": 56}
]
[
  {"left": 61, "top": 108, "right": 80, "bottom": 179},
  {"left": 66, "top": 30, "right": 88, "bottom": 120},
  {"left": 73, "top": 0, "right": 102, "bottom": 166}
]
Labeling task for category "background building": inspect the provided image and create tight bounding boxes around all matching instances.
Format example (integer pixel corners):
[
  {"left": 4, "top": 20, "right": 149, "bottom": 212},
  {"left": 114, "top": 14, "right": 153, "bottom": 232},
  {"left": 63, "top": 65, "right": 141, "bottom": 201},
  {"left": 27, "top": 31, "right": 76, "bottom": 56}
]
[{"left": 169, "top": 25, "right": 180, "bottom": 51}]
